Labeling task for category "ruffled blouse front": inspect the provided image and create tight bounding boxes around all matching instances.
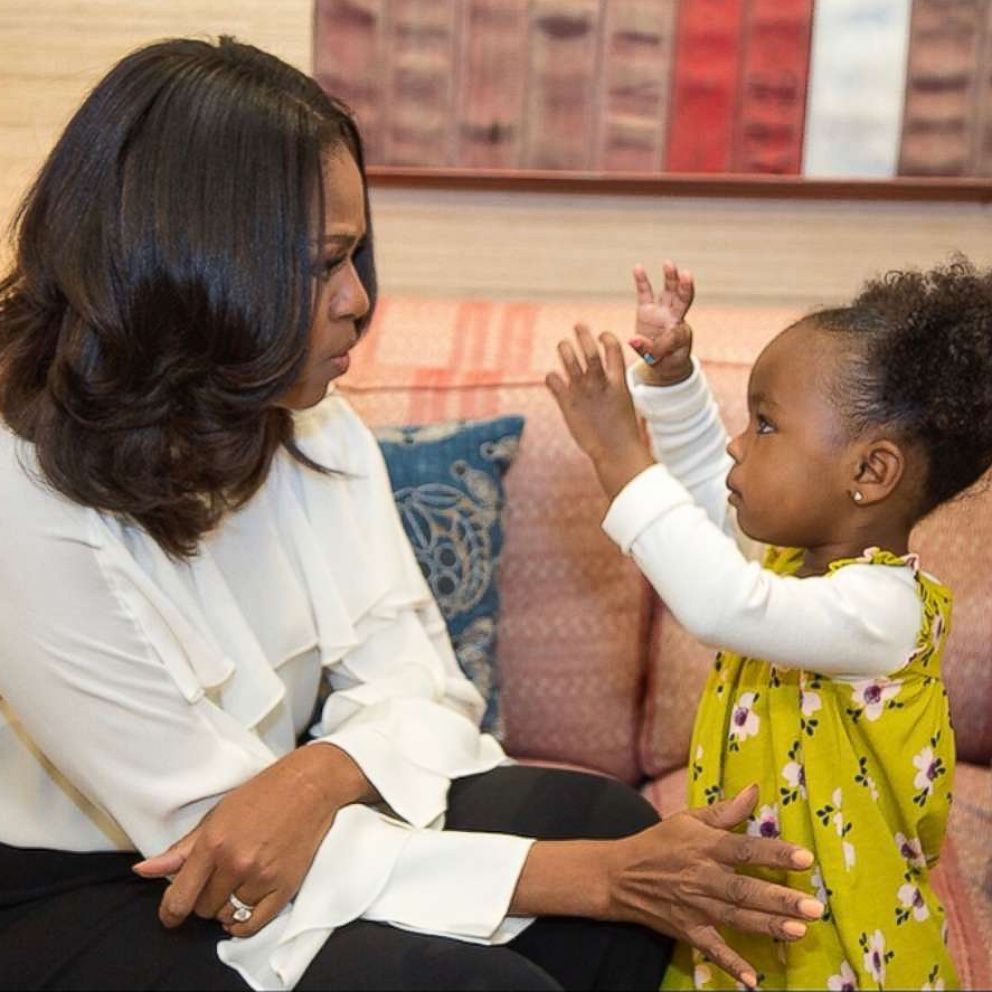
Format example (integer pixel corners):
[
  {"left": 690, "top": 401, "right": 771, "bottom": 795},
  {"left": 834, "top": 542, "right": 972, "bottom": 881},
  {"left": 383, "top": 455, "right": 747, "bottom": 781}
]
[{"left": 0, "top": 390, "right": 532, "bottom": 991}]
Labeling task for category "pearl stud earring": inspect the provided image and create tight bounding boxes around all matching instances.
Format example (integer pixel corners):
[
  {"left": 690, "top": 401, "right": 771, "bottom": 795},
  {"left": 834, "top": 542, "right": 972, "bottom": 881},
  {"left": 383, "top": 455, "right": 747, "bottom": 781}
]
[{"left": 852, "top": 490, "right": 864, "bottom": 503}]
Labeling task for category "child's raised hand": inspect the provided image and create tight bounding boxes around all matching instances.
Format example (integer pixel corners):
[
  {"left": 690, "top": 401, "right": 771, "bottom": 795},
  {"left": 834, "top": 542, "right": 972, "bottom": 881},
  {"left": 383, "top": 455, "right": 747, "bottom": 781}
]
[
  {"left": 546, "top": 324, "right": 654, "bottom": 500},
  {"left": 631, "top": 261, "right": 695, "bottom": 386}
]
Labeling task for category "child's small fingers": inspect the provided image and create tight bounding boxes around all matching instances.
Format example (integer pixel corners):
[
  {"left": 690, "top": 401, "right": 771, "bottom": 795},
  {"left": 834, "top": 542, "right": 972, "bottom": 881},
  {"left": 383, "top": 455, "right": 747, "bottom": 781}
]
[
  {"left": 629, "top": 339, "right": 659, "bottom": 366},
  {"left": 633, "top": 264, "right": 654, "bottom": 305},
  {"left": 677, "top": 269, "right": 695, "bottom": 306},
  {"left": 663, "top": 259, "right": 679, "bottom": 297},
  {"left": 574, "top": 323, "right": 603, "bottom": 373},
  {"left": 545, "top": 370, "right": 567, "bottom": 402},
  {"left": 599, "top": 332, "right": 625, "bottom": 379},
  {"left": 557, "top": 338, "right": 584, "bottom": 380}
]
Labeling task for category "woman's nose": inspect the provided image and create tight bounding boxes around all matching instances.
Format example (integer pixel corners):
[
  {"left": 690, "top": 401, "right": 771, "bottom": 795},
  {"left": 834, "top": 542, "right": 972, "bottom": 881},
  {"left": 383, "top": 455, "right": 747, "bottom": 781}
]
[{"left": 332, "top": 261, "right": 370, "bottom": 322}]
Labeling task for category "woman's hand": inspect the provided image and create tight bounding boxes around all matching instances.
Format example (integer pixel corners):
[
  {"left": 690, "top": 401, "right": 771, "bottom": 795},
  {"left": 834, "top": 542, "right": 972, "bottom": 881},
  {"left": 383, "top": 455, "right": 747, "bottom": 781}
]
[
  {"left": 546, "top": 324, "right": 654, "bottom": 500},
  {"left": 512, "top": 785, "right": 823, "bottom": 991},
  {"left": 630, "top": 261, "right": 695, "bottom": 387},
  {"left": 133, "top": 743, "right": 377, "bottom": 938}
]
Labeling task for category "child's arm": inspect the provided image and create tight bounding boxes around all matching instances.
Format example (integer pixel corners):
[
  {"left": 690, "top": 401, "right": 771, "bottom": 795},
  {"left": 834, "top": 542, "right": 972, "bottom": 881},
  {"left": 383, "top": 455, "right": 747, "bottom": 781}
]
[
  {"left": 625, "top": 264, "right": 737, "bottom": 538},
  {"left": 547, "top": 330, "right": 920, "bottom": 680}
]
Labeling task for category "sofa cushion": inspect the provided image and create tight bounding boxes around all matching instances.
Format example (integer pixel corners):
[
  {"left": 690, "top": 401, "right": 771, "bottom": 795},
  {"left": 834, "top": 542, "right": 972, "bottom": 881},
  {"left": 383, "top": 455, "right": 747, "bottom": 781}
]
[
  {"left": 375, "top": 415, "right": 525, "bottom": 734},
  {"left": 641, "top": 761, "right": 992, "bottom": 990},
  {"left": 909, "top": 493, "right": 992, "bottom": 763}
]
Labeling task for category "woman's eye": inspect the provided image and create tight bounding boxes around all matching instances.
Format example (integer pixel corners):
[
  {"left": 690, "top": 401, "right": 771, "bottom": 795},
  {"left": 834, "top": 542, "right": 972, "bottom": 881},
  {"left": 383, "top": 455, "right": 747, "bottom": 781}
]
[
  {"left": 315, "top": 238, "right": 365, "bottom": 280},
  {"left": 756, "top": 414, "right": 774, "bottom": 435}
]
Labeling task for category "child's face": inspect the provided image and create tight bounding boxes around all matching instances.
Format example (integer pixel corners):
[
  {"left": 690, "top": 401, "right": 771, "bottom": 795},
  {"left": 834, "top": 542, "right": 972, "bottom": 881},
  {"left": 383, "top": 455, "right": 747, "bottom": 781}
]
[{"left": 726, "top": 321, "right": 860, "bottom": 549}]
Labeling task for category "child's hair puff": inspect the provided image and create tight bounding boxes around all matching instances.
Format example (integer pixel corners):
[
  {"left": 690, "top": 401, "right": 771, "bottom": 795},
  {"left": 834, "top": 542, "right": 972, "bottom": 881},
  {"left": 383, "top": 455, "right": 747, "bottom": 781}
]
[{"left": 811, "top": 257, "right": 992, "bottom": 516}]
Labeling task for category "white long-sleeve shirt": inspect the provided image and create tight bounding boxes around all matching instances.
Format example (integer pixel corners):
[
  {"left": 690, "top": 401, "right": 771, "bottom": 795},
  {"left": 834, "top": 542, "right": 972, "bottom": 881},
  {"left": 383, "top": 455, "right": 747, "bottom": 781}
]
[
  {"left": 0, "top": 390, "right": 533, "bottom": 991},
  {"left": 603, "top": 361, "right": 922, "bottom": 679}
]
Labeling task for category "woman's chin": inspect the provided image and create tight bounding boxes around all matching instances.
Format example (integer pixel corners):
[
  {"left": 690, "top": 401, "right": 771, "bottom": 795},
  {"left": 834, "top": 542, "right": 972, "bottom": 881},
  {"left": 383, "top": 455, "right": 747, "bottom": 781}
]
[{"left": 275, "top": 375, "right": 336, "bottom": 411}]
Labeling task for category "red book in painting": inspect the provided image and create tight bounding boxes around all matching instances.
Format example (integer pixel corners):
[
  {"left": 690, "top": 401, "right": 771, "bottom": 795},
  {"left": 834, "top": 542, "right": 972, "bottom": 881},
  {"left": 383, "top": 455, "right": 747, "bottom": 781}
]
[
  {"left": 381, "top": 0, "right": 459, "bottom": 167},
  {"left": 665, "top": 0, "right": 745, "bottom": 173},
  {"left": 595, "top": 0, "right": 678, "bottom": 172},
  {"left": 521, "top": 0, "right": 603, "bottom": 171},
  {"left": 313, "top": 0, "right": 385, "bottom": 163},
  {"left": 733, "top": 0, "right": 813, "bottom": 174},
  {"left": 899, "top": 0, "right": 986, "bottom": 177},
  {"left": 455, "top": 0, "right": 529, "bottom": 169}
]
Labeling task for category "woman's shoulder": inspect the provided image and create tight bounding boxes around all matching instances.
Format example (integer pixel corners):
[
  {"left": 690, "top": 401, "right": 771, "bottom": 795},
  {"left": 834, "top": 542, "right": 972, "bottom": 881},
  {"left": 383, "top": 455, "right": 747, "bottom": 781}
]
[
  {"left": 0, "top": 422, "right": 100, "bottom": 541},
  {"left": 0, "top": 425, "right": 108, "bottom": 597}
]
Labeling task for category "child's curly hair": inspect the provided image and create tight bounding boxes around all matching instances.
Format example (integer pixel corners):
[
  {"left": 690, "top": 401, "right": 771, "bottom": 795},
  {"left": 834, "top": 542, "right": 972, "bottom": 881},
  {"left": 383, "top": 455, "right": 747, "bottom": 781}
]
[{"left": 811, "top": 257, "right": 992, "bottom": 518}]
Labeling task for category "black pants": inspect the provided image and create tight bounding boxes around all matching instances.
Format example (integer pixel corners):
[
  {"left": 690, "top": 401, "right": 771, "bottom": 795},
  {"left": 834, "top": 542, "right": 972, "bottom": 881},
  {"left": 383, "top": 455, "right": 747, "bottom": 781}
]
[{"left": 0, "top": 766, "right": 671, "bottom": 991}]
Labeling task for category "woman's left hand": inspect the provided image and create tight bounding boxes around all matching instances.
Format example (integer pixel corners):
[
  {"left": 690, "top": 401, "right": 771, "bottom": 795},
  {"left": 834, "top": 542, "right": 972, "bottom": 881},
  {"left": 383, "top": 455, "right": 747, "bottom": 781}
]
[{"left": 133, "top": 743, "right": 376, "bottom": 937}]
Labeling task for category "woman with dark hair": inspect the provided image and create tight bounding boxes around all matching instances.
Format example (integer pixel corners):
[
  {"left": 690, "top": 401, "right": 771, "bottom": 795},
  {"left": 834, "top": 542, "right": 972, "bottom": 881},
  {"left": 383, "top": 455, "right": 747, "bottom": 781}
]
[{"left": 0, "top": 37, "right": 822, "bottom": 991}]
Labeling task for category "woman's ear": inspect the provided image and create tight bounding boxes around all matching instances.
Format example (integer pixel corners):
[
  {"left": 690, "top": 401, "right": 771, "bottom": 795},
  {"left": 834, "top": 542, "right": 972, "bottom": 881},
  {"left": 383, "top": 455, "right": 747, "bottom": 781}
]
[{"left": 851, "top": 440, "right": 905, "bottom": 505}]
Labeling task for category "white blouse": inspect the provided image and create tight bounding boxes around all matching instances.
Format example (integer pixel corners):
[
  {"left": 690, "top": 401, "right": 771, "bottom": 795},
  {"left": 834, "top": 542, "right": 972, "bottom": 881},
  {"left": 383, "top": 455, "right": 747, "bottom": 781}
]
[
  {"left": 0, "top": 390, "right": 533, "bottom": 991},
  {"left": 603, "top": 361, "right": 922, "bottom": 679}
]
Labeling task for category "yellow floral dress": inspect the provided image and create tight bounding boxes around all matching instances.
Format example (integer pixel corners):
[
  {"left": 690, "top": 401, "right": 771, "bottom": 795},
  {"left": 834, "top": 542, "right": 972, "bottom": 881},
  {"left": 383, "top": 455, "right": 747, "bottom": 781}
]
[{"left": 662, "top": 547, "right": 958, "bottom": 991}]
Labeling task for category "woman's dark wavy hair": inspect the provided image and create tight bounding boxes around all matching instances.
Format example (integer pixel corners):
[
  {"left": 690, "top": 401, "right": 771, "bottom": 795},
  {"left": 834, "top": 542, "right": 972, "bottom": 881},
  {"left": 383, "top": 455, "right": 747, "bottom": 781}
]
[
  {"left": 810, "top": 257, "right": 992, "bottom": 518},
  {"left": 0, "top": 36, "right": 376, "bottom": 557}
]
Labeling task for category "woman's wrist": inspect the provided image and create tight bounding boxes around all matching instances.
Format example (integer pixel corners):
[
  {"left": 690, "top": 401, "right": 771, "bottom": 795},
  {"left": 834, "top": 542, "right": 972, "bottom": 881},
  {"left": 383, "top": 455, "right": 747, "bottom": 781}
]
[
  {"left": 293, "top": 742, "right": 380, "bottom": 811},
  {"left": 509, "top": 838, "right": 614, "bottom": 920}
]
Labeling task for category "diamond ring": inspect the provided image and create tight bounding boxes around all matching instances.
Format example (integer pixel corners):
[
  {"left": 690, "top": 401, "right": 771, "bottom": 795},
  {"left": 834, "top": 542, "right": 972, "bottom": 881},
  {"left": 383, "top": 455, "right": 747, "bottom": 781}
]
[{"left": 228, "top": 894, "right": 254, "bottom": 923}]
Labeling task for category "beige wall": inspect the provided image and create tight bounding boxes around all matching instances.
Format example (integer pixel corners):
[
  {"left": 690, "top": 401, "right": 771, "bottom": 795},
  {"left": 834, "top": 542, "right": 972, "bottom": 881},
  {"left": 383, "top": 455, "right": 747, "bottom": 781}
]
[
  {"left": 4, "top": 2, "right": 992, "bottom": 307},
  {"left": 0, "top": 0, "right": 312, "bottom": 234},
  {"left": 369, "top": 185, "right": 992, "bottom": 307}
]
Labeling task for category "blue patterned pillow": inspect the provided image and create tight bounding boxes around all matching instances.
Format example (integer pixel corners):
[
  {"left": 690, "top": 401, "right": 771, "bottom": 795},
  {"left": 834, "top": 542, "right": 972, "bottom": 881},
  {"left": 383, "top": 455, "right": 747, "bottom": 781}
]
[{"left": 375, "top": 415, "right": 525, "bottom": 735}]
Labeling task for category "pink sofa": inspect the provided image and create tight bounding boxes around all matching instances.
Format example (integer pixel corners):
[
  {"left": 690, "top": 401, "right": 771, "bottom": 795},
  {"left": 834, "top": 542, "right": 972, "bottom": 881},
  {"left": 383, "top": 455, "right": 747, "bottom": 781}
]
[{"left": 343, "top": 296, "right": 992, "bottom": 988}]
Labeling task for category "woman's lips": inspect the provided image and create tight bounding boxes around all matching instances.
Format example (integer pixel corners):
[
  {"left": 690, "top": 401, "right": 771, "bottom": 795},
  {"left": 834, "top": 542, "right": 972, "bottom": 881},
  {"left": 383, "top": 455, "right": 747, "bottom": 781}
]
[{"left": 326, "top": 352, "right": 351, "bottom": 376}]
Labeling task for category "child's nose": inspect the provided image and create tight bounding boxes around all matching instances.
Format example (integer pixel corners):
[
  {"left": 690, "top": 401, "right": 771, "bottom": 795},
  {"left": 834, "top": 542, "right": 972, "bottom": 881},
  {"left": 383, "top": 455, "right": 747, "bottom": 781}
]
[{"left": 727, "top": 433, "right": 744, "bottom": 464}]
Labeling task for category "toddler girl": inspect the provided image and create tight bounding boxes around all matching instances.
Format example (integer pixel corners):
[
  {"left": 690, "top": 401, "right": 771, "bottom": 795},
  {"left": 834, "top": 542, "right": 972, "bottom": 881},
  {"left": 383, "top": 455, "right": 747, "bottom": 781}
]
[{"left": 546, "top": 259, "right": 991, "bottom": 990}]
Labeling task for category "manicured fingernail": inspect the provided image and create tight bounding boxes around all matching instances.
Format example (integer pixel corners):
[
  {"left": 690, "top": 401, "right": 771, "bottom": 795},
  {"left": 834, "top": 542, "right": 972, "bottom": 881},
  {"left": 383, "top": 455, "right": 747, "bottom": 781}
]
[
  {"left": 783, "top": 920, "right": 807, "bottom": 938},
  {"left": 738, "top": 783, "right": 759, "bottom": 804},
  {"left": 741, "top": 972, "right": 757, "bottom": 989},
  {"left": 791, "top": 849, "right": 814, "bottom": 869},
  {"left": 800, "top": 898, "right": 824, "bottom": 918}
]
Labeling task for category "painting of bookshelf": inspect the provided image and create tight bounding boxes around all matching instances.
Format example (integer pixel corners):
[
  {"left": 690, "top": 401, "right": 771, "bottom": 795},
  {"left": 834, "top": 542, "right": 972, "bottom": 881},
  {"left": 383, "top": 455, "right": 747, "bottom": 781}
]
[{"left": 313, "top": 0, "right": 992, "bottom": 196}]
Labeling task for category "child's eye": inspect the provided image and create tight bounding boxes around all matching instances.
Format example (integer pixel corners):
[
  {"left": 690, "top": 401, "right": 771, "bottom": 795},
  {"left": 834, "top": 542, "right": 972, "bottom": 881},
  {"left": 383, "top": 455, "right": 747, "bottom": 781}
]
[{"left": 756, "top": 414, "right": 775, "bottom": 435}]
